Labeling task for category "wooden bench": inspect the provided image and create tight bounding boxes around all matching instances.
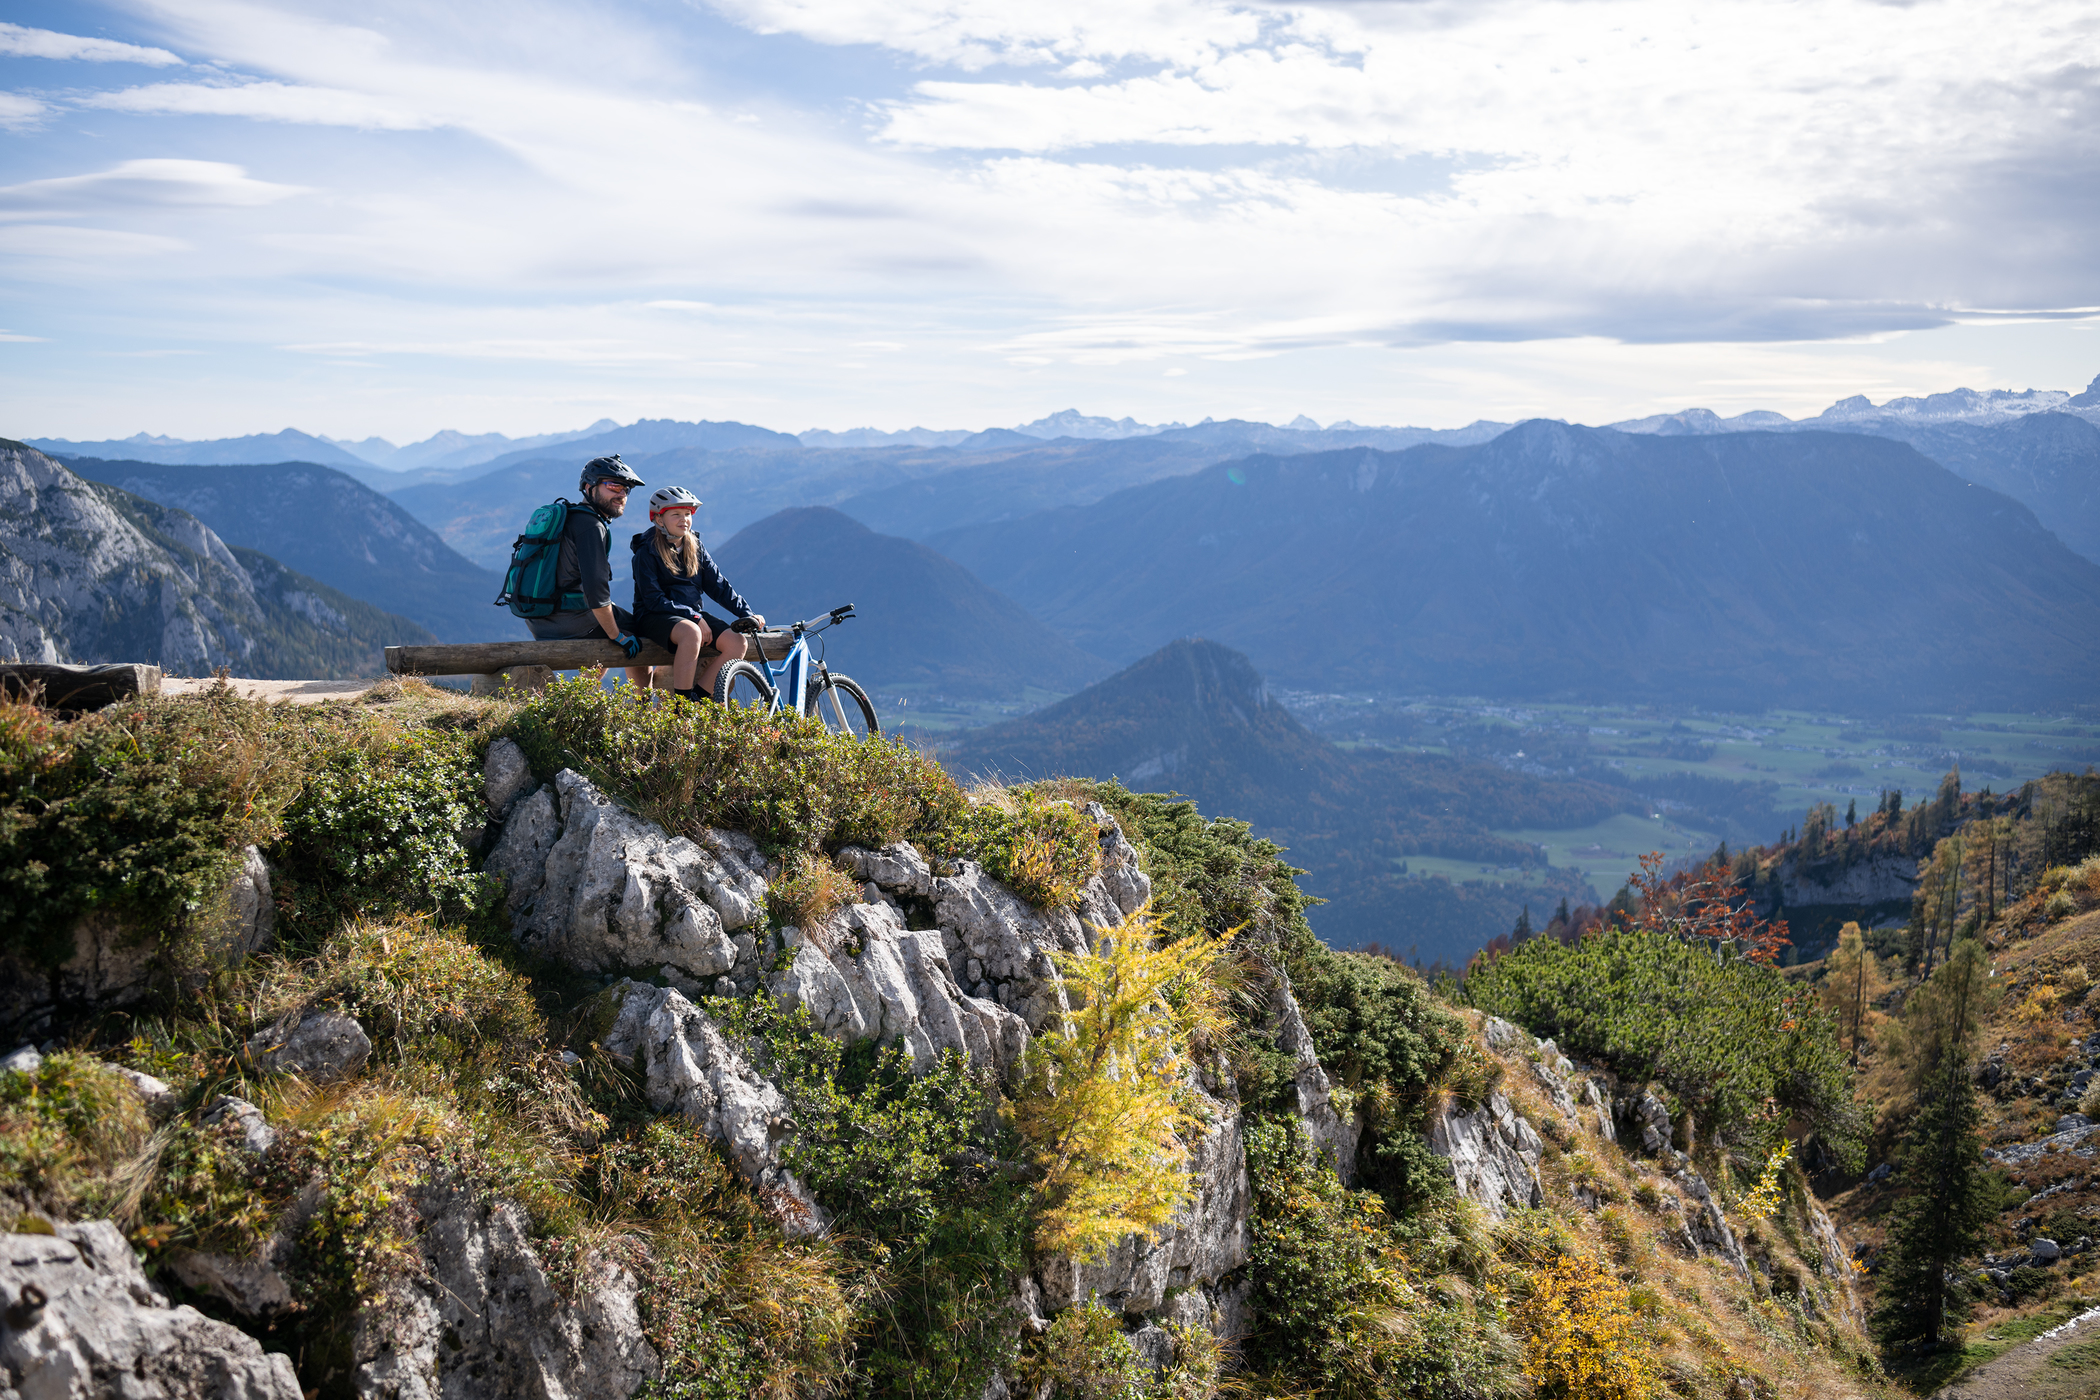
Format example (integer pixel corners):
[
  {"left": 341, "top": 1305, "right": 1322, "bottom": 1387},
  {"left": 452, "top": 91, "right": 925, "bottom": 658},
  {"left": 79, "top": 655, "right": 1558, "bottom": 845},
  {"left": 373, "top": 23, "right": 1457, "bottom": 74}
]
[{"left": 384, "top": 632, "right": 794, "bottom": 696}]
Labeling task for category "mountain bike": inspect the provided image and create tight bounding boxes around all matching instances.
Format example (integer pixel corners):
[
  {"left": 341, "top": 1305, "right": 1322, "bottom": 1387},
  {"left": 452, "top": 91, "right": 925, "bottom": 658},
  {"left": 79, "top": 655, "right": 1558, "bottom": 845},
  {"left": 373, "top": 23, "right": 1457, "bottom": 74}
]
[{"left": 711, "top": 604, "right": 879, "bottom": 737}]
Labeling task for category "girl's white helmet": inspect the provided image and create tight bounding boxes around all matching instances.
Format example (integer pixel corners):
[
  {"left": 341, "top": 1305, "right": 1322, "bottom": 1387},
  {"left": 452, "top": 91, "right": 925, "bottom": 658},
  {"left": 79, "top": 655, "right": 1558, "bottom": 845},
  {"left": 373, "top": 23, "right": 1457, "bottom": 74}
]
[{"left": 648, "top": 485, "right": 702, "bottom": 519}]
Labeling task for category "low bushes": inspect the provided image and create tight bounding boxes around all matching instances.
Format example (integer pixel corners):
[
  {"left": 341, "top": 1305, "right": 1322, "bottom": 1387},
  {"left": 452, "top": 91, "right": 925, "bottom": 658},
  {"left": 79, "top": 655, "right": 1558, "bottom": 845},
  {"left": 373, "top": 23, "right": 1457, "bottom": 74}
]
[
  {"left": 513, "top": 680, "right": 1101, "bottom": 908},
  {"left": 1469, "top": 926, "right": 1863, "bottom": 1168}
]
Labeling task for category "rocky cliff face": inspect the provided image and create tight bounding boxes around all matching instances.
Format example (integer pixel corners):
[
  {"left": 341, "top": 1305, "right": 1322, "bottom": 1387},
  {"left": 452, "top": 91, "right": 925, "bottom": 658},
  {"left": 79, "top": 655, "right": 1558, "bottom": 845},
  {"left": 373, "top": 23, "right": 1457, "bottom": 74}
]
[
  {"left": 12, "top": 735, "right": 1865, "bottom": 1398},
  {"left": 0, "top": 440, "right": 432, "bottom": 676}
]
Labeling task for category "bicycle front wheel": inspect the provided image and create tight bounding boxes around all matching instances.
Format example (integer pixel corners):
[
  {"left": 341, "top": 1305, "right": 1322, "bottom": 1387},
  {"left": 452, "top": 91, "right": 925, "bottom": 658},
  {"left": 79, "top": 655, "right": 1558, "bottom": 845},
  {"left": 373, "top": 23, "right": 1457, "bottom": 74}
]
[
  {"left": 713, "top": 660, "right": 776, "bottom": 710},
  {"left": 806, "top": 674, "right": 879, "bottom": 737}
]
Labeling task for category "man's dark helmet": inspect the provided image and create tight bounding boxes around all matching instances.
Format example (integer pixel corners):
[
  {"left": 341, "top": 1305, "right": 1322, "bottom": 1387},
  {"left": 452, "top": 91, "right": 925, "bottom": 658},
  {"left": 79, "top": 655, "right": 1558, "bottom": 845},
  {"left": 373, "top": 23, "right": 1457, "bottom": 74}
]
[{"left": 579, "top": 454, "right": 645, "bottom": 493}]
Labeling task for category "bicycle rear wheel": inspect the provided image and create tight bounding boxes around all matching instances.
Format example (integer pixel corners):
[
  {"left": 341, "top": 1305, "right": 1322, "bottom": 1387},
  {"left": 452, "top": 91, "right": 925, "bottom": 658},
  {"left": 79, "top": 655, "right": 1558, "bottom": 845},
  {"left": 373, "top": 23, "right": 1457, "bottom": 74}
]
[
  {"left": 806, "top": 673, "right": 879, "bottom": 737},
  {"left": 713, "top": 660, "right": 776, "bottom": 710}
]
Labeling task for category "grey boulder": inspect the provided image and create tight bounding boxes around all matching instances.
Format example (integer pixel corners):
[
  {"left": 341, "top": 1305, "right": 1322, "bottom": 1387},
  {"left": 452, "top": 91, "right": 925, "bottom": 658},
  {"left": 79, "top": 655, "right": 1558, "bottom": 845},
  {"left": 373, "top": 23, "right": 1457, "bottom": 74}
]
[
  {"left": 0, "top": 1218, "right": 301, "bottom": 1399},
  {"left": 247, "top": 1009, "right": 371, "bottom": 1083},
  {"left": 772, "top": 900, "right": 1030, "bottom": 1081}
]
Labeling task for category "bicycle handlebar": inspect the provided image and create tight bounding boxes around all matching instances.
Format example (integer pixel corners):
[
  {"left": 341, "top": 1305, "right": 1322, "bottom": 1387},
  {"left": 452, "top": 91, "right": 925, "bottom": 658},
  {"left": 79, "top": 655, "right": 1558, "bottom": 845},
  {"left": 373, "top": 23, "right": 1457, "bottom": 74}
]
[{"left": 787, "top": 603, "right": 856, "bottom": 637}]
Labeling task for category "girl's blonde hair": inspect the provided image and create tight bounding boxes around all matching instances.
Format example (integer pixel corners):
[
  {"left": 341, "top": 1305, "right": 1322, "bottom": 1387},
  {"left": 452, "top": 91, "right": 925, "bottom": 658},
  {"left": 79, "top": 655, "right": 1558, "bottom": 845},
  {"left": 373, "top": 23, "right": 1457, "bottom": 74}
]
[{"left": 655, "top": 525, "right": 699, "bottom": 577}]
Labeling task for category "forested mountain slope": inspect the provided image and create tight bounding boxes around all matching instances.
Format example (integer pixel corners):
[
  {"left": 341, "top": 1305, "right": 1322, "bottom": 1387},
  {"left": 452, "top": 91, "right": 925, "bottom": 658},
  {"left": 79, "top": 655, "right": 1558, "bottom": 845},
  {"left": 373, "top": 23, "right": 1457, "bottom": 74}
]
[
  {"left": 939, "top": 638, "right": 1625, "bottom": 959},
  {"left": 932, "top": 423, "right": 2100, "bottom": 710},
  {"left": 711, "top": 507, "right": 1110, "bottom": 699}
]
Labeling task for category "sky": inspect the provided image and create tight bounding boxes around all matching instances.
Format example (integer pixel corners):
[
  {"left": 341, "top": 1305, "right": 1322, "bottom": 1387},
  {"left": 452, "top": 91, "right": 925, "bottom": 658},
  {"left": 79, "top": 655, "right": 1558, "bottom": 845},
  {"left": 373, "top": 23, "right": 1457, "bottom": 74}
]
[{"left": 2, "top": 0, "right": 2098, "bottom": 442}]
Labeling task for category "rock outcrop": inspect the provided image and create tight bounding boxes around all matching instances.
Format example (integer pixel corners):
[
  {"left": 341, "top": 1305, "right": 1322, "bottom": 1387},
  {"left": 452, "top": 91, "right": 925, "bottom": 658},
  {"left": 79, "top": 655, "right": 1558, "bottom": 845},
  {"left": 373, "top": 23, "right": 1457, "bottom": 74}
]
[
  {"left": 352, "top": 1182, "right": 659, "bottom": 1400},
  {"left": 597, "top": 979, "right": 827, "bottom": 1235},
  {"left": 486, "top": 770, "right": 769, "bottom": 991},
  {"left": 246, "top": 1008, "right": 371, "bottom": 1083},
  {"left": 1427, "top": 1091, "right": 1544, "bottom": 1219},
  {"left": 0, "top": 1219, "right": 302, "bottom": 1400},
  {"left": 0, "top": 845, "right": 276, "bottom": 1043}
]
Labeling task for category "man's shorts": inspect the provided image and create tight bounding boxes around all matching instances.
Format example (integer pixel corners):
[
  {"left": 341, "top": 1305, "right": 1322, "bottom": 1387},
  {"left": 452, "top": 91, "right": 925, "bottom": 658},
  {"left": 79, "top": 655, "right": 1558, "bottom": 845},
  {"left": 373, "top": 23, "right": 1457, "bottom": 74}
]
[
  {"left": 633, "top": 611, "right": 736, "bottom": 650},
  {"left": 525, "top": 605, "right": 635, "bottom": 641}
]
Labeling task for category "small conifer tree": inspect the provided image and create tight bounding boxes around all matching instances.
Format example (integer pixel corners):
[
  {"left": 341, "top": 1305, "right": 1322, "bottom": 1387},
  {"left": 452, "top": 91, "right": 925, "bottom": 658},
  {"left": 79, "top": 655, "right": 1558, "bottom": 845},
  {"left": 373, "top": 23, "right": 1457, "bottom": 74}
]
[
  {"left": 1010, "top": 906, "right": 1231, "bottom": 1262},
  {"left": 1872, "top": 938, "right": 1997, "bottom": 1352}
]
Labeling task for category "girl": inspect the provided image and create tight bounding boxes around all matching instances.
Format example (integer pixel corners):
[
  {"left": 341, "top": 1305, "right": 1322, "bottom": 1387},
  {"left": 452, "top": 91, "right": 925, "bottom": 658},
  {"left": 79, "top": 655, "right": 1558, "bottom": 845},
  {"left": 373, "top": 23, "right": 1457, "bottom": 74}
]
[{"left": 630, "top": 486, "right": 765, "bottom": 701}]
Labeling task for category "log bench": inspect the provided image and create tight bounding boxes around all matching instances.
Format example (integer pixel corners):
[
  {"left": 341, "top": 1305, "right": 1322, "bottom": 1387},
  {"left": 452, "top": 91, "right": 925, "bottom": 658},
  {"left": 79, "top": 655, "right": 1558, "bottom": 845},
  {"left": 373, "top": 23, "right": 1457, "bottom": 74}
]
[{"left": 384, "top": 631, "right": 793, "bottom": 696}]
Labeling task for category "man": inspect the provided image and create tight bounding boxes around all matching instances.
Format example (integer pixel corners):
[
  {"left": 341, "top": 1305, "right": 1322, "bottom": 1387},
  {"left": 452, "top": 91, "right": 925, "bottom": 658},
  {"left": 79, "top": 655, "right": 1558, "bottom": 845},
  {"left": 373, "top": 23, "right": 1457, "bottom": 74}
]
[{"left": 527, "top": 454, "right": 650, "bottom": 686}]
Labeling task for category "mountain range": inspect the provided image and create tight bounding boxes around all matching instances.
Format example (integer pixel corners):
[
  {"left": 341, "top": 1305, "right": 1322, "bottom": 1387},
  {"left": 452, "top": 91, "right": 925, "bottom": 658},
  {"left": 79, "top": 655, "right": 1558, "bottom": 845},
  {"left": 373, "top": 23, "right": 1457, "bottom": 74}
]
[
  {"left": 0, "top": 442, "right": 433, "bottom": 679},
  {"left": 931, "top": 421, "right": 2100, "bottom": 710},
  {"left": 709, "top": 507, "right": 1108, "bottom": 699},
  {"left": 937, "top": 638, "right": 1624, "bottom": 960},
  {"left": 52, "top": 458, "right": 517, "bottom": 643}
]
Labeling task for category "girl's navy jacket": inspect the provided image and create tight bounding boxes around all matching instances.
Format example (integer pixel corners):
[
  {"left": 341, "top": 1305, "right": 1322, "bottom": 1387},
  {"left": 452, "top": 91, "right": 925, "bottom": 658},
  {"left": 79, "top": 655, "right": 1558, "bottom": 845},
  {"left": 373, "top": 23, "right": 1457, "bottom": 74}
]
[{"left": 631, "top": 526, "right": 754, "bottom": 623}]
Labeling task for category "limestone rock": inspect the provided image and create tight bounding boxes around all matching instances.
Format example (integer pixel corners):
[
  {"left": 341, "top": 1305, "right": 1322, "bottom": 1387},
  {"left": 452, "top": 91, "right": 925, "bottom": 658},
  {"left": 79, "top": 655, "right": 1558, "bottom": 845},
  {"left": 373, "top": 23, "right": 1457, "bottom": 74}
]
[
  {"left": 838, "top": 842, "right": 940, "bottom": 899},
  {"left": 599, "top": 980, "right": 827, "bottom": 1237},
  {"left": 482, "top": 738, "right": 535, "bottom": 818},
  {"left": 1428, "top": 1091, "right": 1543, "bottom": 1219},
  {"left": 930, "top": 860, "right": 1088, "bottom": 1032},
  {"left": 773, "top": 901, "right": 1030, "bottom": 1080},
  {"left": 247, "top": 1009, "right": 371, "bottom": 1083},
  {"left": 0, "top": 1218, "right": 302, "bottom": 1399},
  {"left": 2, "top": 1044, "right": 40, "bottom": 1075},
  {"left": 1085, "top": 802, "right": 1153, "bottom": 920},
  {"left": 1529, "top": 1039, "right": 1616, "bottom": 1145},
  {"left": 113, "top": 1065, "right": 177, "bottom": 1118},
  {"left": 1481, "top": 1016, "right": 1525, "bottom": 1052},
  {"left": 486, "top": 770, "right": 760, "bottom": 983},
  {"left": 352, "top": 1181, "right": 658, "bottom": 1400},
  {"left": 217, "top": 847, "right": 275, "bottom": 966},
  {"left": 1264, "top": 973, "right": 1359, "bottom": 1184},
  {"left": 1676, "top": 1171, "right": 1750, "bottom": 1274},
  {"left": 200, "top": 1096, "right": 277, "bottom": 1156},
  {"left": 2031, "top": 1237, "right": 2063, "bottom": 1262},
  {"left": 1631, "top": 1088, "right": 1673, "bottom": 1156}
]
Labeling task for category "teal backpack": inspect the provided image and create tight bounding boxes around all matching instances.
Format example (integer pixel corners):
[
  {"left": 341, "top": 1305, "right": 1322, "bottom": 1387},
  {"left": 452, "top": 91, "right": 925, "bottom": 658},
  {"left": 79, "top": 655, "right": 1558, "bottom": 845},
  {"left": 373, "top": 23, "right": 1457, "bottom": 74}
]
[{"left": 496, "top": 499, "right": 591, "bottom": 619}]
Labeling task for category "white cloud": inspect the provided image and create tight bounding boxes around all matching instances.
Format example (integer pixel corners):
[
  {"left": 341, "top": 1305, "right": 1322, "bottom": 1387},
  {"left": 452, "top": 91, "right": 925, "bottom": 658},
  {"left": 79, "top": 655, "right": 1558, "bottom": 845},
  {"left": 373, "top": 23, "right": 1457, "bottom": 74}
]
[
  {"left": 0, "top": 224, "right": 187, "bottom": 258},
  {"left": 78, "top": 81, "right": 438, "bottom": 129},
  {"left": 3, "top": 0, "right": 2094, "bottom": 437},
  {"left": 700, "top": 0, "right": 1275, "bottom": 69},
  {"left": 0, "top": 22, "right": 182, "bottom": 65},
  {"left": 0, "top": 93, "right": 45, "bottom": 129},
  {"left": 0, "top": 160, "right": 308, "bottom": 217}
]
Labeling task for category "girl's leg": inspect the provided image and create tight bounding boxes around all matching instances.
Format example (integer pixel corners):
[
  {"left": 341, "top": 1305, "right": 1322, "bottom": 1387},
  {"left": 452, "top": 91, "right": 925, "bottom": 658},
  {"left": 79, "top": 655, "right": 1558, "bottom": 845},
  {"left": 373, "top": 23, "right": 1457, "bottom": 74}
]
[
  {"left": 697, "top": 627, "right": 746, "bottom": 699},
  {"left": 670, "top": 618, "right": 705, "bottom": 691}
]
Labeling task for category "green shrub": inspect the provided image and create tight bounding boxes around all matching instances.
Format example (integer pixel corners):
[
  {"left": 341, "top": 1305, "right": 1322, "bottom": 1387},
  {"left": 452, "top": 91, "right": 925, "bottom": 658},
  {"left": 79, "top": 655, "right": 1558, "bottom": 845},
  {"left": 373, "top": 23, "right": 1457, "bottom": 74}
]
[
  {"left": 2045, "top": 890, "right": 2078, "bottom": 922},
  {"left": 512, "top": 678, "right": 960, "bottom": 859},
  {"left": 272, "top": 727, "right": 494, "bottom": 940},
  {"left": 586, "top": 1120, "right": 862, "bottom": 1400},
  {"left": 0, "top": 1052, "right": 152, "bottom": 1225},
  {"left": 711, "top": 995, "right": 1029, "bottom": 1398},
  {"left": 253, "top": 916, "right": 544, "bottom": 1059},
  {"left": 1469, "top": 926, "right": 1863, "bottom": 1168},
  {"left": 1240, "top": 1116, "right": 1513, "bottom": 1399},
  {"left": 0, "top": 691, "right": 305, "bottom": 966},
  {"left": 926, "top": 787, "right": 1102, "bottom": 909},
  {"left": 1022, "top": 1296, "right": 1151, "bottom": 1400}
]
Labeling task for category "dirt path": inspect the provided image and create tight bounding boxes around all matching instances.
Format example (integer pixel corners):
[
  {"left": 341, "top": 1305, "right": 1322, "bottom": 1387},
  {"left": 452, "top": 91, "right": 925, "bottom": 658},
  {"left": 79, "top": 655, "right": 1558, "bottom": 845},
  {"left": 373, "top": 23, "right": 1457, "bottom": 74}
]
[
  {"left": 161, "top": 677, "right": 382, "bottom": 705},
  {"left": 1935, "top": 1306, "right": 2100, "bottom": 1400}
]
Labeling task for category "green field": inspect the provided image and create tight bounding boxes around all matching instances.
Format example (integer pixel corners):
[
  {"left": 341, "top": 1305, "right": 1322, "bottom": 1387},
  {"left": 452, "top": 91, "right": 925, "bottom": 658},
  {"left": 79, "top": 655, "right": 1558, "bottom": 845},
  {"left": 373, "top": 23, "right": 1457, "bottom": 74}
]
[{"left": 1495, "top": 811, "right": 1725, "bottom": 895}]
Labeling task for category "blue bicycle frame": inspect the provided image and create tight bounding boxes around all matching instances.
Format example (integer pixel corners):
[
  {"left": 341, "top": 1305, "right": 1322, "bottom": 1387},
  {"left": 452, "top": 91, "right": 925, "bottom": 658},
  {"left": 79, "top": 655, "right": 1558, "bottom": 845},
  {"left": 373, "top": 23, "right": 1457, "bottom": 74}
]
[{"left": 743, "top": 604, "right": 853, "bottom": 715}]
